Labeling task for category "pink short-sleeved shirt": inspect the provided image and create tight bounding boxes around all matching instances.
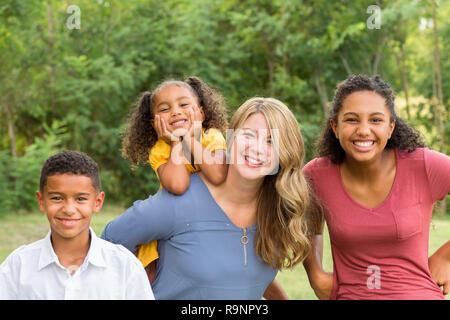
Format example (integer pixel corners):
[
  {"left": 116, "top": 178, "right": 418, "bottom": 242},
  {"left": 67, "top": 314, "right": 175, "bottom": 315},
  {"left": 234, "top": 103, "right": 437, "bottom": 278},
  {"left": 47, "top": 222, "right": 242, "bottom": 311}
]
[{"left": 303, "top": 148, "right": 450, "bottom": 300}]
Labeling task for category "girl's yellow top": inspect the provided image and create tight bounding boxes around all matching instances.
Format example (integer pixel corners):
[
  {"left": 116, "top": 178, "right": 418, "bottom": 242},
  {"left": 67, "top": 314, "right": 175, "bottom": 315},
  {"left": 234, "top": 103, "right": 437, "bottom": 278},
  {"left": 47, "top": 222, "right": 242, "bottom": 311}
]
[{"left": 136, "top": 128, "right": 226, "bottom": 267}]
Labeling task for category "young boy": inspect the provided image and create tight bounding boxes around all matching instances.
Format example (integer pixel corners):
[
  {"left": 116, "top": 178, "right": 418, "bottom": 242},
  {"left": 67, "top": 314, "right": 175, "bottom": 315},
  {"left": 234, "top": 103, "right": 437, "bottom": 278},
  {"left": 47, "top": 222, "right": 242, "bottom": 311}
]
[{"left": 0, "top": 150, "right": 154, "bottom": 300}]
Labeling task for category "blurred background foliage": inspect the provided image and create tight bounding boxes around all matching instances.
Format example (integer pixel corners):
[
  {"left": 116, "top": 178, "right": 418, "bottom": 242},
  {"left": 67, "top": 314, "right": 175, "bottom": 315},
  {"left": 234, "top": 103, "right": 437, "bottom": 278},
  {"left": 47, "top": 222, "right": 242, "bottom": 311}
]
[{"left": 0, "top": 0, "right": 448, "bottom": 213}]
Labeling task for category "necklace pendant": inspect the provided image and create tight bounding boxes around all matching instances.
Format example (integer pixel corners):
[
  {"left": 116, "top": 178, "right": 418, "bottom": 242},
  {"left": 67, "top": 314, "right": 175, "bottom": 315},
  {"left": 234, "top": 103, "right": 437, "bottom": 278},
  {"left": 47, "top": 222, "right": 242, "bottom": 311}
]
[{"left": 241, "top": 228, "right": 249, "bottom": 267}]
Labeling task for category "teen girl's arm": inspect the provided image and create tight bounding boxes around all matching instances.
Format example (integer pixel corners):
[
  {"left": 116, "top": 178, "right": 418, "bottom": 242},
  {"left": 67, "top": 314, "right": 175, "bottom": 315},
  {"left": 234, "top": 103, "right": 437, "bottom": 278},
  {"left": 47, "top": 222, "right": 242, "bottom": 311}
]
[
  {"left": 153, "top": 115, "right": 190, "bottom": 195},
  {"left": 185, "top": 105, "right": 227, "bottom": 185},
  {"left": 424, "top": 149, "right": 450, "bottom": 295},
  {"left": 429, "top": 240, "right": 450, "bottom": 295},
  {"left": 303, "top": 234, "right": 333, "bottom": 300},
  {"left": 301, "top": 163, "right": 332, "bottom": 300},
  {"left": 263, "top": 279, "right": 289, "bottom": 300}
]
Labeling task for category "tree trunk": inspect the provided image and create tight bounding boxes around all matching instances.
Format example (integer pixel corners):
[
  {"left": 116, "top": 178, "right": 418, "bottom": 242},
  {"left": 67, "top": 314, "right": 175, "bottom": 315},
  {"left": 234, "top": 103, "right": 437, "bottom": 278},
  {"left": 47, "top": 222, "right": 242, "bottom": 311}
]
[
  {"left": 339, "top": 52, "right": 352, "bottom": 75},
  {"left": 263, "top": 37, "right": 275, "bottom": 94},
  {"left": 4, "top": 104, "right": 18, "bottom": 158},
  {"left": 314, "top": 70, "right": 329, "bottom": 115},
  {"left": 394, "top": 44, "right": 411, "bottom": 120},
  {"left": 372, "top": 36, "right": 385, "bottom": 75},
  {"left": 399, "top": 44, "right": 411, "bottom": 120},
  {"left": 431, "top": 0, "right": 446, "bottom": 215},
  {"left": 46, "top": 0, "right": 56, "bottom": 117}
]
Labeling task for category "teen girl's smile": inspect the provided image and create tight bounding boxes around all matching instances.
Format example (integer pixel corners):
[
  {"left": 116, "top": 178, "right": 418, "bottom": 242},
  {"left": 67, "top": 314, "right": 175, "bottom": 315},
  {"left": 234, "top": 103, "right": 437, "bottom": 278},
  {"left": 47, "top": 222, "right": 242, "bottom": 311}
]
[
  {"left": 353, "top": 139, "right": 374, "bottom": 148},
  {"left": 331, "top": 90, "right": 395, "bottom": 163}
]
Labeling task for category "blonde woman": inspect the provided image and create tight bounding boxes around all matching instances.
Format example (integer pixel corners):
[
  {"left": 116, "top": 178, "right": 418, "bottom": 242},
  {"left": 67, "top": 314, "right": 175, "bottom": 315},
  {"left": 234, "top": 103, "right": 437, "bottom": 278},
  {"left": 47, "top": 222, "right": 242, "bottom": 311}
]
[{"left": 102, "top": 97, "right": 318, "bottom": 299}]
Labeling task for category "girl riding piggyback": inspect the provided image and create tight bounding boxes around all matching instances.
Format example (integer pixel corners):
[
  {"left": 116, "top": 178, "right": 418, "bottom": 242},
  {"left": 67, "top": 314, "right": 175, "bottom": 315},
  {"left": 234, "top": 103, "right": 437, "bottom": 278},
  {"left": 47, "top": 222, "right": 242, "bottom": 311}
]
[{"left": 121, "top": 76, "right": 229, "bottom": 279}]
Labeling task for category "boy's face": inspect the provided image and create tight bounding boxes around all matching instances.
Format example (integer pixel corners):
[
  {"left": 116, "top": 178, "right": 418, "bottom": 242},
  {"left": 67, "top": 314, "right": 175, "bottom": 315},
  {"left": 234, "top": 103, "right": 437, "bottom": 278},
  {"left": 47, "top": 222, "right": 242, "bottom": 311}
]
[{"left": 36, "top": 174, "right": 105, "bottom": 242}]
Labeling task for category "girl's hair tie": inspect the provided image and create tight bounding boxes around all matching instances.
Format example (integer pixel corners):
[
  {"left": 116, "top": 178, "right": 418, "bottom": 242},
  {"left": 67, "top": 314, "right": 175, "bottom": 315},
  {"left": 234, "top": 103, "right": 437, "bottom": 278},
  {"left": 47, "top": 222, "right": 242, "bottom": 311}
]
[{"left": 140, "top": 91, "right": 153, "bottom": 115}]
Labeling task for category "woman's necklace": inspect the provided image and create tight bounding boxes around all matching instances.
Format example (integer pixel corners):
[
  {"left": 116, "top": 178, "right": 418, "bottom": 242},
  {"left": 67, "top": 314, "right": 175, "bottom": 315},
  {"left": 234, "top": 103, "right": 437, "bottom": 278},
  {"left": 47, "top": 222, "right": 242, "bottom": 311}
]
[{"left": 240, "top": 228, "right": 249, "bottom": 267}]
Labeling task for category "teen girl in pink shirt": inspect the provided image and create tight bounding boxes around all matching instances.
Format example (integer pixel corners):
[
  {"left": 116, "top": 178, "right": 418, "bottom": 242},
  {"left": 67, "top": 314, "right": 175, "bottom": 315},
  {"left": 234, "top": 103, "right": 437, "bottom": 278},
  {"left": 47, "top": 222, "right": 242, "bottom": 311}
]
[{"left": 303, "top": 75, "right": 450, "bottom": 300}]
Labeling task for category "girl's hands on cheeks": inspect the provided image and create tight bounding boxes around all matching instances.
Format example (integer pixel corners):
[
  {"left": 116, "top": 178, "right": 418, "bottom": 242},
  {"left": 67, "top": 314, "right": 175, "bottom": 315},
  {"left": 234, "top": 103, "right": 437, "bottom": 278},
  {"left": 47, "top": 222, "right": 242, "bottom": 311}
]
[
  {"left": 154, "top": 115, "right": 180, "bottom": 145},
  {"left": 153, "top": 104, "right": 203, "bottom": 147},
  {"left": 187, "top": 104, "right": 204, "bottom": 142}
]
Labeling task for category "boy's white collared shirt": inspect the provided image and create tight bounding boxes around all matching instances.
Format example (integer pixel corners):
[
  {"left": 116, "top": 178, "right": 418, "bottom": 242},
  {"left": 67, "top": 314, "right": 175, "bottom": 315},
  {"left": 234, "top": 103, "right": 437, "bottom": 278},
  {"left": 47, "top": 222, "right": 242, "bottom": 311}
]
[{"left": 0, "top": 228, "right": 154, "bottom": 300}]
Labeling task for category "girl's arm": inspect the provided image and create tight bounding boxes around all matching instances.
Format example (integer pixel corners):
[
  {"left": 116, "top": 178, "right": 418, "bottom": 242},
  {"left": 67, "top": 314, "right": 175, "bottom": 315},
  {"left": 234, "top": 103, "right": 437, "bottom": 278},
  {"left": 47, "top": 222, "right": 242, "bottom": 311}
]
[
  {"left": 429, "top": 240, "right": 450, "bottom": 295},
  {"left": 185, "top": 105, "right": 228, "bottom": 185},
  {"left": 263, "top": 279, "right": 289, "bottom": 300},
  {"left": 157, "top": 140, "right": 190, "bottom": 195},
  {"left": 190, "top": 140, "right": 227, "bottom": 185},
  {"left": 303, "top": 234, "right": 333, "bottom": 300},
  {"left": 153, "top": 115, "right": 190, "bottom": 195}
]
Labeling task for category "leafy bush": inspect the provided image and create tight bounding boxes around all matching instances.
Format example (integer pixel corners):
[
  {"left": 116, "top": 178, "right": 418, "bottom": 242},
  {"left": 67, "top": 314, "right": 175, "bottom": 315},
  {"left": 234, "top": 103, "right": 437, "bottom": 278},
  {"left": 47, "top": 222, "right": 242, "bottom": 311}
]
[{"left": 0, "top": 121, "right": 67, "bottom": 215}]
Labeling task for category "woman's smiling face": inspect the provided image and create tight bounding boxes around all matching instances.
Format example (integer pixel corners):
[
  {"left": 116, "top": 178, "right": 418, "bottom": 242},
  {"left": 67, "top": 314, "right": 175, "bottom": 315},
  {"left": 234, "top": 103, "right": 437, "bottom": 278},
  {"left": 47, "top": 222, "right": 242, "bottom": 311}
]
[
  {"left": 230, "top": 112, "right": 279, "bottom": 181},
  {"left": 330, "top": 90, "right": 396, "bottom": 164}
]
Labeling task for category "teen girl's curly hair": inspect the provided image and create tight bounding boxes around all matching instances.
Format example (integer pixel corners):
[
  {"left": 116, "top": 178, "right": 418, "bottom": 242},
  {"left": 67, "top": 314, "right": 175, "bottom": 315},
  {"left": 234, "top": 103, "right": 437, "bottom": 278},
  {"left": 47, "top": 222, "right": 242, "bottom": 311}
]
[
  {"left": 121, "top": 76, "right": 228, "bottom": 168},
  {"left": 316, "top": 74, "right": 426, "bottom": 163}
]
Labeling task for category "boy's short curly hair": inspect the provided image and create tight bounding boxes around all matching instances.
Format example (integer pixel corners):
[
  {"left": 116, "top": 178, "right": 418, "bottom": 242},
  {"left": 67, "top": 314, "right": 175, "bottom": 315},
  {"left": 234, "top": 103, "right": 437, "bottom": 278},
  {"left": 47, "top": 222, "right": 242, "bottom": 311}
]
[{"left": 39, "top": 150, "right": 101, "bottom": 192}]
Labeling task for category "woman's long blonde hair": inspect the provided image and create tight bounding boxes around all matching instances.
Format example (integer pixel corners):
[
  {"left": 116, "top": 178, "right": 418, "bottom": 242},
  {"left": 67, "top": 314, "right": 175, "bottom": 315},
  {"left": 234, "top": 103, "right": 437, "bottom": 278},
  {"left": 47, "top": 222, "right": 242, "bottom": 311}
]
[{"left": 228, "top": 97, "right": 318, "bottom": 270}]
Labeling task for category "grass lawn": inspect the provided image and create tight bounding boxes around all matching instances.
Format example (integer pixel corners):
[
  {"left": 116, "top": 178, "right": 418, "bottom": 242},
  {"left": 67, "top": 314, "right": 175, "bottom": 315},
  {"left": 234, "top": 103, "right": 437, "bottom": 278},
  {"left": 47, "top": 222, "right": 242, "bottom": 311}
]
[{"left": 0, "top": 206, "right": 448, "bottom": 300}]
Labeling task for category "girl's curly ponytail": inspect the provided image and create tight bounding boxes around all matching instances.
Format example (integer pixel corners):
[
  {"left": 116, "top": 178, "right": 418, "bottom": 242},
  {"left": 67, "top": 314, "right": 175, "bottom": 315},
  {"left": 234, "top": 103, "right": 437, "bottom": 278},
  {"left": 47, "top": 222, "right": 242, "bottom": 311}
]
[{"left": 121, "top": 91, "right": 158, "bottom": 168}]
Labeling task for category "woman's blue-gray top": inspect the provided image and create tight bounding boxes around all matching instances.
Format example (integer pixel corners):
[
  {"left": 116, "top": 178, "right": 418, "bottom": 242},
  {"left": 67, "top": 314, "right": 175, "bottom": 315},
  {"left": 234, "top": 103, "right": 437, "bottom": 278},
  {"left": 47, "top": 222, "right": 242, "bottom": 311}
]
[{"left": 101, "top": 173, "right": 277, "bottom": 300}]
